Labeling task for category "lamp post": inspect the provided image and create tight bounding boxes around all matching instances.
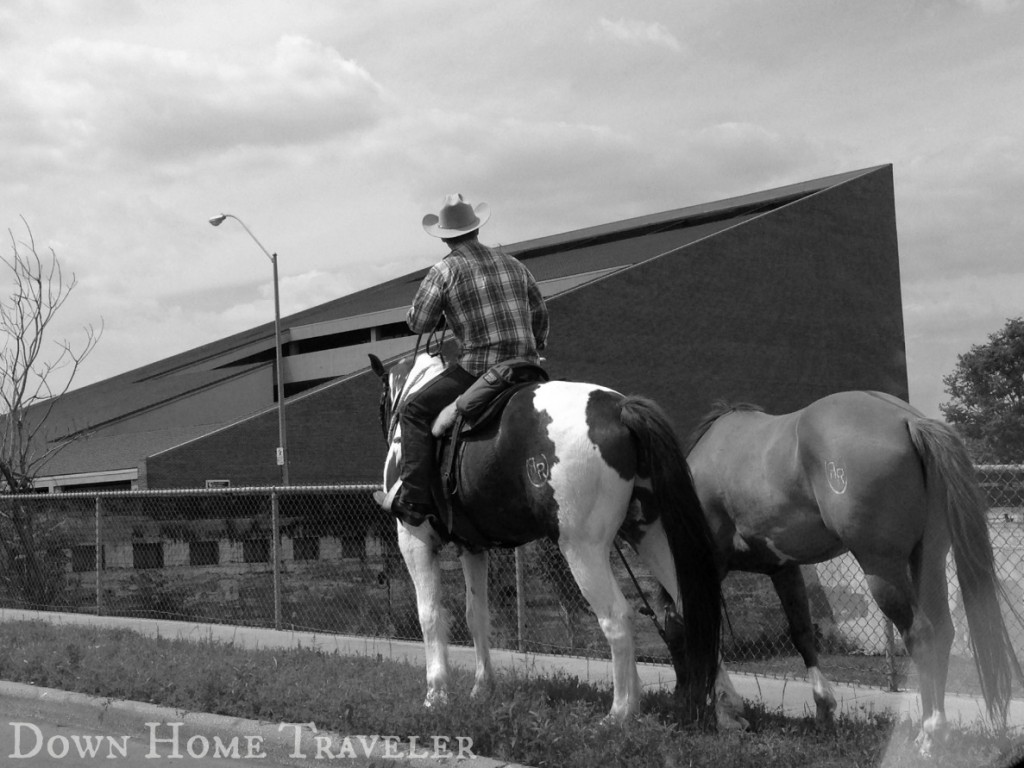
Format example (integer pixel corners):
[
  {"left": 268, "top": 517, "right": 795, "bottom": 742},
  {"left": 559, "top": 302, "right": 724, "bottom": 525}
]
[{"left": 208, "top": 213, "right": 290, "bottom": 486}]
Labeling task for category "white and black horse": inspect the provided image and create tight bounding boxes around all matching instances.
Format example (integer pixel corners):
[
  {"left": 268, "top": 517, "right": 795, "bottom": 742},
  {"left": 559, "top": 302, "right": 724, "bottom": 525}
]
[{"left": 369, "top": 351, "right": 723, "bottom": 721}]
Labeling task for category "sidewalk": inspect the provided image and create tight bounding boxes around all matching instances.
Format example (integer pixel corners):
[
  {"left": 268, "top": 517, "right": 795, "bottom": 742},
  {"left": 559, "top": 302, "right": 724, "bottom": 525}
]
[{"left": 2, "top": 608, "right": 1021, "bottom": 755}]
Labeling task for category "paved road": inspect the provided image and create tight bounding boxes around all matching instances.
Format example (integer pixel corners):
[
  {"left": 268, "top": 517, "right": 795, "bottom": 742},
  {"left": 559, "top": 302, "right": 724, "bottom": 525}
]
[
  {"left": 0, "top": 680, "right": 505, "bottom": 768},
  {"left": 0, "top": 684, "right": 321, "bottom": 767}
]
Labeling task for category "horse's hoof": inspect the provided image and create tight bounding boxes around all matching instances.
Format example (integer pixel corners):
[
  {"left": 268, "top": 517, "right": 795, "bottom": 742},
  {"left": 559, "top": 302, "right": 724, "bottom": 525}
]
[
  {"left": 917, "top": 739, "right": 934, "bottom": 759},
  {"left": 915, "top": 730, "right": 944, "bottom": 759},
  {"left": 716, "top": 703, "right": 750, "bottom": 731},
  {"left": 600, "top": 703, "right": 638, "bottom": 726},
  {"left": 914, "top": 731, "right": 933, "bottom": 758},
  {"left": 814, "top": 706, "right": 836, "bottom": 730},
  {"left": 715, "top": 697, "right": 750, "bottom": 731},
  {"left": 915, "top": 716, "right": 948, "bottom": 758},
  {"left": 423, "top": 691, "right": 449, "bottom": 709}
]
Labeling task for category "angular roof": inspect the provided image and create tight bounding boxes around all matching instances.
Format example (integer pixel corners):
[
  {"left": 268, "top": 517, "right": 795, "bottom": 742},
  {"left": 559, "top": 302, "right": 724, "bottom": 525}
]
[{"left": 30, "top": 165, "right": 889, "bottom": 479}]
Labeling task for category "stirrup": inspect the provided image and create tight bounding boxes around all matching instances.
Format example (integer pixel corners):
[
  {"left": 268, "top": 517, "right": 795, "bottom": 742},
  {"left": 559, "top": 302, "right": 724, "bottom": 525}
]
[{"left": 391, "top": 496, "right": 435, "bottom": 527}]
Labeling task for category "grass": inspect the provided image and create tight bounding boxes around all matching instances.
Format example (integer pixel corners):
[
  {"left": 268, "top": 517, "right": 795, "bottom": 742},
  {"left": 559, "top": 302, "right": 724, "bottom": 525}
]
[{"left": 0, "top": 620, "right": 1021, "bottom": 768}]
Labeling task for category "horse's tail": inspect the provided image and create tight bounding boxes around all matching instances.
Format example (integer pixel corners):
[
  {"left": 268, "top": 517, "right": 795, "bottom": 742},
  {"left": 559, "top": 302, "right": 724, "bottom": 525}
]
[
  {"left": 618, "top": 395, "right": 723, "bottom": 712},
  {"left": 907, "top": 417, "right": 1023, "bottom": 724}
]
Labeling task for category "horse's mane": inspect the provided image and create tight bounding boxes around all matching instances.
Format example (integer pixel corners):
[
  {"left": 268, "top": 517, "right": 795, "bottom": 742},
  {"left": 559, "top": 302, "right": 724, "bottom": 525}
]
[{"left": 683, "top": 400, "right": 764, "bottom": 455}]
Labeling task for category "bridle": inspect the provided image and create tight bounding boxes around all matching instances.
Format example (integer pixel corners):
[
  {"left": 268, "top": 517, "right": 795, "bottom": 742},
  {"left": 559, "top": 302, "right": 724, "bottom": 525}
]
[
  {"left": 377, "top": 375, "right": 393, "bottom": 443},
  {"left": 376, "top": 318, "right": 450, "bottom": 445}
]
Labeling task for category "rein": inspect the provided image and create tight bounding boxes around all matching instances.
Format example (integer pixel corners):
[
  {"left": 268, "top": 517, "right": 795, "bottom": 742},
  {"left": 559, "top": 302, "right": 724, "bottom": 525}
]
[
  {"left": 424, "top": 322, "right": 449, "bottom": 360},
  {"left": 615, "top": 539, "right": 736, "bottom": 660},
  {"left": 377, "top": 376, "right": 392, "bottom": 442},
  {"left": 614, "top": 539, "right": 667, "bottom": 643},
  {"left": 377, "top": 321, "right": 449, "bottom": 444}
]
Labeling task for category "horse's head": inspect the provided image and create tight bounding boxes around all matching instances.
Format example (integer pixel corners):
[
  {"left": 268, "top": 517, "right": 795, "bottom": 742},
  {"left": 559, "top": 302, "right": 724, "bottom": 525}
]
[{"left": 368, "top": 352, "right": 445, "bottom": 444}]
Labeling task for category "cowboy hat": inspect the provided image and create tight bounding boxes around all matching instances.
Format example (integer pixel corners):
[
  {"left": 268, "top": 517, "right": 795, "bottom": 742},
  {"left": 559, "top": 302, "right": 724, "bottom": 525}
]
[{"left": 422, "top": 193, "right": 490, "bottom": 238}]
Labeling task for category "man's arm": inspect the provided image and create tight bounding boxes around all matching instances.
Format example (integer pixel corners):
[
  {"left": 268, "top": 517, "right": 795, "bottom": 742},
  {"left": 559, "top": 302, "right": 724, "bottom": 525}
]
[{"left": 407, "top": 263, "right": 447, "bottom": 334}]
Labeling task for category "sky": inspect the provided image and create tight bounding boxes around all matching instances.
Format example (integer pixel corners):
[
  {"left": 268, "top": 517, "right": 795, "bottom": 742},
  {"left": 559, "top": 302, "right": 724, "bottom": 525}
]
[{"left": 1, "top": 0, "right": 1022, "bottom": 419}]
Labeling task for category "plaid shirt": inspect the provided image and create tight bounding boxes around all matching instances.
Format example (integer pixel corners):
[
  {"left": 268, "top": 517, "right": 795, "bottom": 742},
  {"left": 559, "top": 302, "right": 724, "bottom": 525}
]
[{"left": 407, "top": 239, "right": 549, "bottom": 376}]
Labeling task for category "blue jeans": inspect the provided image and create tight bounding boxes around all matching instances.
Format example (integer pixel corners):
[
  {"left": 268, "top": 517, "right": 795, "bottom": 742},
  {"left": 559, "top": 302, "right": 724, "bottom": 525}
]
[{"left": 398, "top": 365, "right": 477, "bottom": 505}]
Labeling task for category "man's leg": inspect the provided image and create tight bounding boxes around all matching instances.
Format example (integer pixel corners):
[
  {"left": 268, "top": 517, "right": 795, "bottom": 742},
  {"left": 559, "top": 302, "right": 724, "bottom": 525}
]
[{"left": 394, "top": 366, "right": 476, "bottom": 523}]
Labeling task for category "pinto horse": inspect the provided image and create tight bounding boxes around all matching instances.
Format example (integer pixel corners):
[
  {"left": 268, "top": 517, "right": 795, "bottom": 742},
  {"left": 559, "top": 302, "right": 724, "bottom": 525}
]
[
  {"left": 686, "top": 389, "right": 1022, "bottom": 754},
  {"left": 368, "top": 350, "right": 723, "bottom": 722}
]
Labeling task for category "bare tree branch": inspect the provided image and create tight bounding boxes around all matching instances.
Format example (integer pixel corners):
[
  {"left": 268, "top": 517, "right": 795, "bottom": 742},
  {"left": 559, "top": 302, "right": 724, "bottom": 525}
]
[{"left": 1, "top": 217, "right": 103, "bottom": 490}]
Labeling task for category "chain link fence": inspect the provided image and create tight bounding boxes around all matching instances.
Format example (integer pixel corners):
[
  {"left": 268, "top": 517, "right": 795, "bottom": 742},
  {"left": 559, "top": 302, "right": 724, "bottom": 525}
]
[{"left": 1, "top": 466, "right": 1022, "bottom": 696}]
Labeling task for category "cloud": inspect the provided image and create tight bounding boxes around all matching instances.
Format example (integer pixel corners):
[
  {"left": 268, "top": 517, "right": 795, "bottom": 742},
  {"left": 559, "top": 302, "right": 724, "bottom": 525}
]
[
  {"left": 591, "top": 17, "right": 683, "bottom": 52},
  {"left": 64, "top": 262, "right": 371, "bottom": 389},
  {"left": 897, "top": 132, "right": 1024, "bottom": 281},
  {"left": 364, "top": 108, "right": 841, "bottom": 249},
  {"left": 19, "top": 34, "right": 390, "bottom": 165},
  {"left": 275, "top": 270, "right": 365, "bottom": 314},
  {"left": 681, "top": 122, "right": 833, "bottom": 195},
  {"left": 902, "top": 269, "right": 1024, "bottom": 413},
  {"left": 384, "top": 112, "right": 667, "bottom": 238}
]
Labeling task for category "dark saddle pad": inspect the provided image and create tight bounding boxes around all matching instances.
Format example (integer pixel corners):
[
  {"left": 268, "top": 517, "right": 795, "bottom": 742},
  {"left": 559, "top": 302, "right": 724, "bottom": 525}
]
[{"left": 434, "top": 359, "right": 549, "bottom": 548}]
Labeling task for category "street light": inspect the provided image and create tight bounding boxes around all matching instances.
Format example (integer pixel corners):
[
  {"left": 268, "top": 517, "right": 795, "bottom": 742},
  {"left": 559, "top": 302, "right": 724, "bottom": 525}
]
[{"left": 209, "top": 213, "right": 290, "bottom": 485}]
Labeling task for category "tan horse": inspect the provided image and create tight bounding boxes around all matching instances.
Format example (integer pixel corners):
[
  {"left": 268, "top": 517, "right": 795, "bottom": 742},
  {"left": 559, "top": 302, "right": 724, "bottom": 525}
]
[{"left": 686, "top": 390, "right": 1022, "bottom": 756}]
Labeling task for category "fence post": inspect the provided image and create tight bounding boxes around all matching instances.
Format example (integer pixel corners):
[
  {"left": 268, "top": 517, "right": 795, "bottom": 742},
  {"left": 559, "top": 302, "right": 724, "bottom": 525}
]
[
  {"left": 271, "top": 489, "right": 282, "bottom": 630},
  {"left": 884, "top": 617, "right": 898, "bottom": 692},
  {"left": 515, "top": 546, "right": 526, "bottom": 651},
  {"left": 95, "top": 496, "right": 105, "bottom": 616}
]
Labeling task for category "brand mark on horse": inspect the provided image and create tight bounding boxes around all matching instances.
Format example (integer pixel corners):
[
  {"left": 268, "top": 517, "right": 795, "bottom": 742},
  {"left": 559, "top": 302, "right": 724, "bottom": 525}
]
[
  {"left": 526, "top": 454, "right": 551, "bottom": 487},
  {"left": 825, "top": 461, "right": 847, "bottom": 495}
]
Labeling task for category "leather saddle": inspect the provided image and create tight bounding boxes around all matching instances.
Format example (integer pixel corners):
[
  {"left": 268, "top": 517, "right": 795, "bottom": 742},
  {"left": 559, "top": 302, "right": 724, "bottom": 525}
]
[{"left": 429, "top": 358, "right": 549, "bottom": 549}]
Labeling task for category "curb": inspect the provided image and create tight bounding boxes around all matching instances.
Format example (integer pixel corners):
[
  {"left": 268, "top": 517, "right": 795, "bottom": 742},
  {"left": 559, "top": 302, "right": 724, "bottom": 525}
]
[{"left": 0, "top": 680, "right": 529, "bottom": 768}]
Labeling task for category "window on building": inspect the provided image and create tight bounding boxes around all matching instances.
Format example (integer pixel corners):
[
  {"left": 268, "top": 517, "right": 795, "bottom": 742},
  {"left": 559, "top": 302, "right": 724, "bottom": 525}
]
[
  {"left": 133, "top": 542, "right": 164, "bottom": 570},
  {"left": 243, "top": 538, "right": 270, "bottom": 564},
  {"left": 293, "top": 537, "right": 319, "bottom": 561},
  {"left": 190, "top": 540, "right": 220, "bottom": 567},
  {"left": 377, "top": 321, "right": 415, "bottom": 341},
  {"left": 60, "top": 480, "right": 133, "bottom": 493},
  {"left": 290, "top": 328, "right": 371, "bottom": 354}
]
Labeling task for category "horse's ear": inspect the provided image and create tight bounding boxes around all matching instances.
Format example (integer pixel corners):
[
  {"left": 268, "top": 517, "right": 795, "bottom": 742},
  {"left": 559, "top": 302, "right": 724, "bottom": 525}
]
[{"left": 368, "top": 354, "right": 386, "bottom": 379}]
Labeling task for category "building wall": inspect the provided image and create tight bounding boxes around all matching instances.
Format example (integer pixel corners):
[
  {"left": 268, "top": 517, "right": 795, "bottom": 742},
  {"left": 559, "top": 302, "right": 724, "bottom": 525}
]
[
  {"left": 143, "top": 370, "right": 385, "bottom": 488},
  {"left": 540, "top": 166, "right": 905, "bottom": 437}
]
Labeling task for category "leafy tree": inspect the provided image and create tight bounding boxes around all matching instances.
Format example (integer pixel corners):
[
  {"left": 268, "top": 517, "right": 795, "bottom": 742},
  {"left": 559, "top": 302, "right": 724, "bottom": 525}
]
[
  {"left": 0, "top": 219, "right": 102, "bottom": 605},
  {"left": 940, "top": 317, "right": 1024, "bottom": 463}
]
